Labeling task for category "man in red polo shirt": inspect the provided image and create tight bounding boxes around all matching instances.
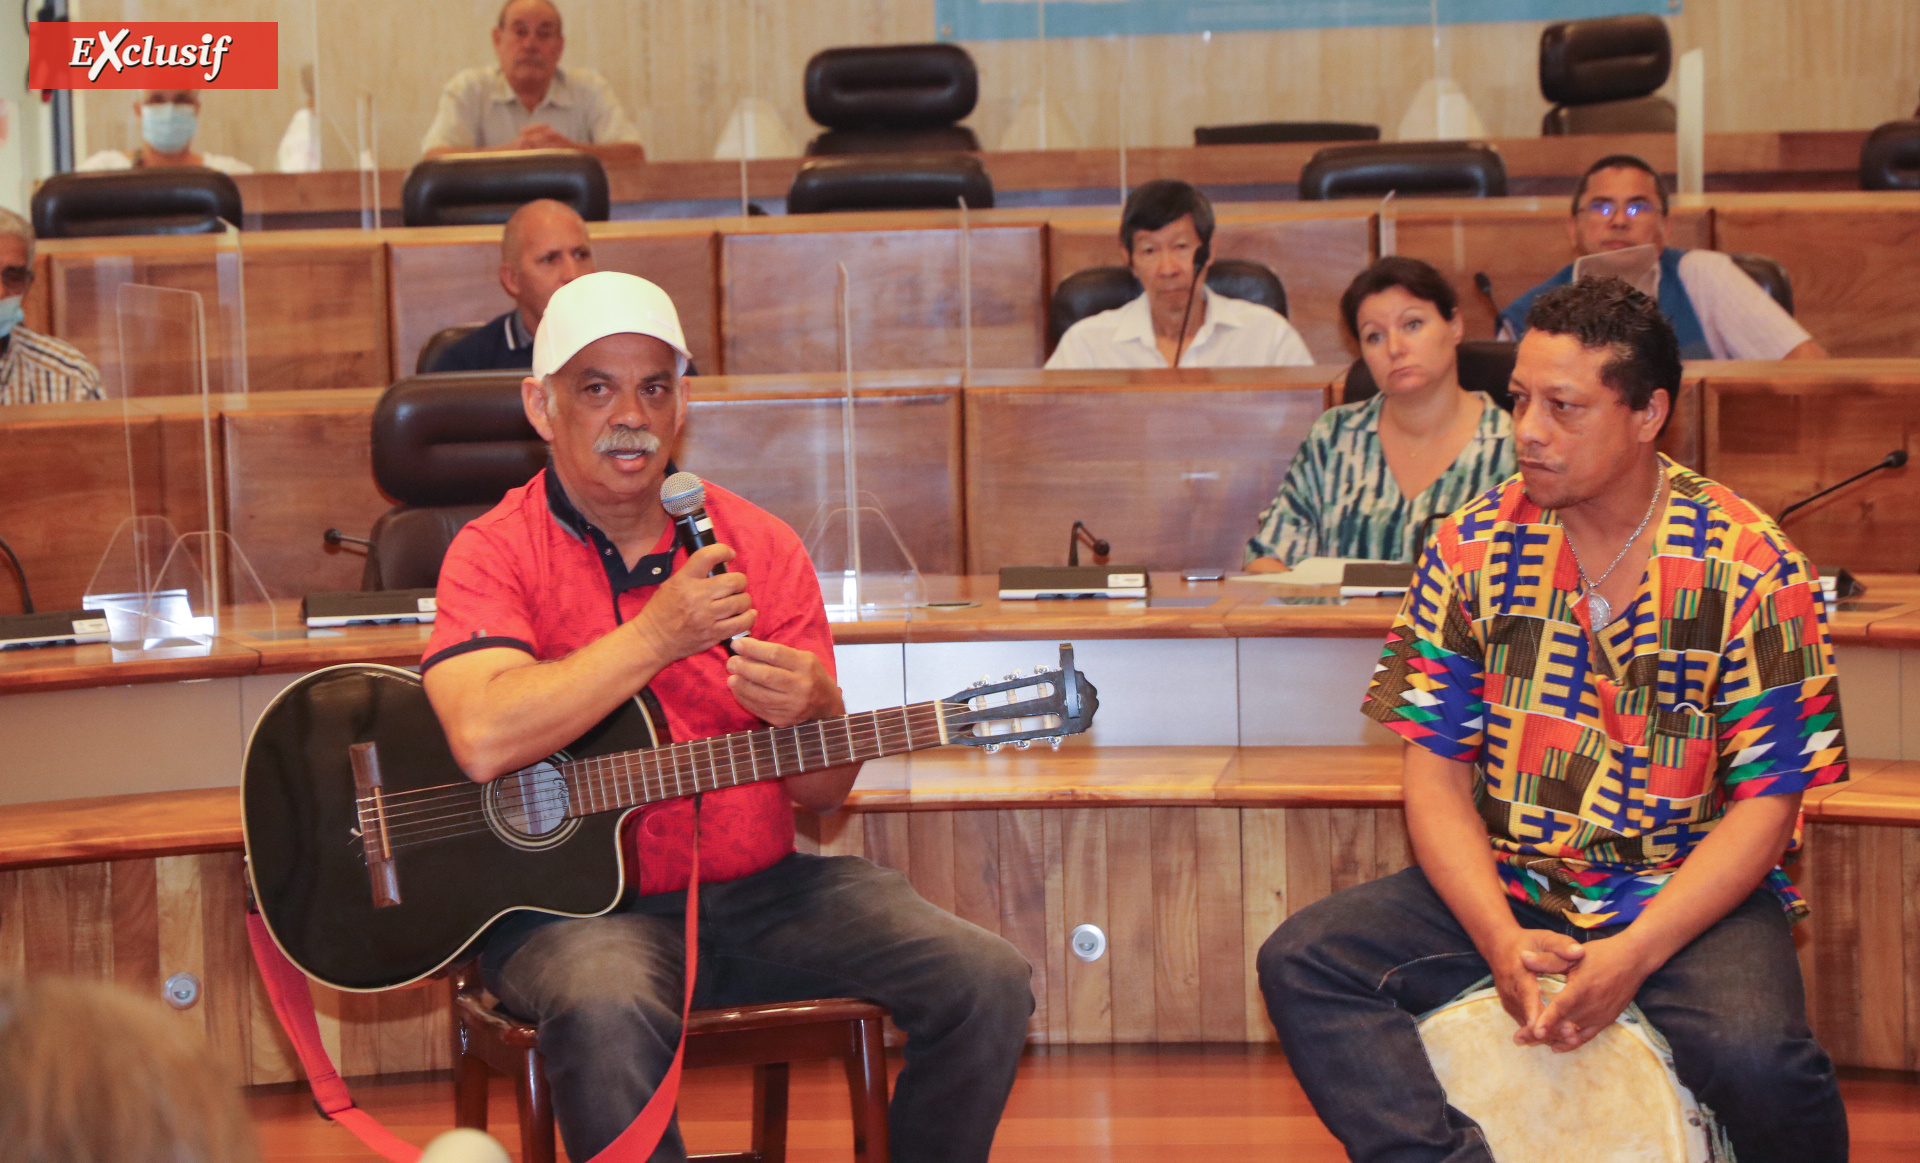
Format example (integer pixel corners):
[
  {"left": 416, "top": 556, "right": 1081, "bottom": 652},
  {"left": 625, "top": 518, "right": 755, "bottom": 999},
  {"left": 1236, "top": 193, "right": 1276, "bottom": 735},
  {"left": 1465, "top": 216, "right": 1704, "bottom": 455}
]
[{"left": 421, "top": 271, "right": 1033, "bottom": 1163}]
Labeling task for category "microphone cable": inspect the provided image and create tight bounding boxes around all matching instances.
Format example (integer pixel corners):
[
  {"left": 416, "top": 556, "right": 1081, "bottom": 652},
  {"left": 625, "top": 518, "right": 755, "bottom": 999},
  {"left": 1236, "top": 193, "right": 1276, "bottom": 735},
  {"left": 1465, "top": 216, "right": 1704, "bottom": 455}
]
[{"left": 0, "top": 532, "right": 34, "bottom": 613}]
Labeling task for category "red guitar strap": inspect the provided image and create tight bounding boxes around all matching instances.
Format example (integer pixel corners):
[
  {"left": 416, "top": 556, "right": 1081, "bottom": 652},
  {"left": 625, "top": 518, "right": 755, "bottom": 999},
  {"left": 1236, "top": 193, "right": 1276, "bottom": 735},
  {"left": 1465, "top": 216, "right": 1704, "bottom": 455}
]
[{"left": 247, "top": 806, "right": 702, "bottom": 1163}]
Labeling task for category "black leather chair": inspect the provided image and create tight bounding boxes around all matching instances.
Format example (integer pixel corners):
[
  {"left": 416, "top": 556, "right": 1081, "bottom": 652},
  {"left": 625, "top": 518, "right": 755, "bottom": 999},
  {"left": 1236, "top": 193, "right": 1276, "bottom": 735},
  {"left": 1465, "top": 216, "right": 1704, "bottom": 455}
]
[
  {"left": 354, "top": 373, "right": 546, "bottom": 590},
  {"left": 401, "top": 150, "right": 610, "bottom": 227},
  {"left": 1045, "top": 260, "right": 1289, "bottom": 353},
  {"left": 1728, "top": 253, "right": 1795, "bottom": 316},
  {"left": 1299, "top": 143, "right": 1506, "bottom": 201},
  {"left": 1539, "top": 15, "right": 1676, "bottom": 136},
  {"left": 1193, "top": 122, "right": 1379, "bottom": 146},
  {"left": 1343, "top": 341, "right": 1517, "bottom": 408},
  {"left": 1861, "top": 120, "right": 1920, "bottom": 190},
  {"left": 31, "top": 168, "right": 242, "bottom": 238},
  {"left": 786, "top": 153, "right": 992, "bottom": 214},
  {"left": 415, "top": 324, "right": 487, "bottom": 374},
  {"left": 803, "top": 44, "right": 980, "bottom": 156}
]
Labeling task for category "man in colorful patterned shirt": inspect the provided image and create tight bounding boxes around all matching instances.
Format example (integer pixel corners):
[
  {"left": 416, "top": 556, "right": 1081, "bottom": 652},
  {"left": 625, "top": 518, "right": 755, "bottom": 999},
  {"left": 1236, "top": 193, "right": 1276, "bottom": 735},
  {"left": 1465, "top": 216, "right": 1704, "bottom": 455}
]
[{"left": 1259, "top": 278, "right": 1847, "bottom": 1163}]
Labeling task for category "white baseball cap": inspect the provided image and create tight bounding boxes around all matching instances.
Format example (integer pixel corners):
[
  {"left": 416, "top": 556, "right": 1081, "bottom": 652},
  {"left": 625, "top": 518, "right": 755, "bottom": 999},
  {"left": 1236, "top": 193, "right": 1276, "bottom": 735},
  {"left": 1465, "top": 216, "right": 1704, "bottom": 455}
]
[{"left": 531, "top": 270, "right": 692, "bottom": 379}]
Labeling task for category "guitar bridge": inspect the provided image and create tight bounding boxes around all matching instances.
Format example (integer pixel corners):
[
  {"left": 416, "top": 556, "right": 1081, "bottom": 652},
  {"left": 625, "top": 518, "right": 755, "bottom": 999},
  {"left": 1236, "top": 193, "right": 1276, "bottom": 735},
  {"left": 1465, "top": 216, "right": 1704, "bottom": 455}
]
[{"left": 349, "top": 741, "right": 403, "bottom": 909}]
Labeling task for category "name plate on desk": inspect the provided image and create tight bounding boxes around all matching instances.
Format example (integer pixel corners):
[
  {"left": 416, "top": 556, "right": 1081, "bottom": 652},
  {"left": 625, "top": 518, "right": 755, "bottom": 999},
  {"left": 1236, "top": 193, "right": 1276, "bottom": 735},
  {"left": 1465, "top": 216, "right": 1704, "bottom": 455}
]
[
  {"left": 303, "top": 590, "right": 438, "bottom": 628},
  {"left": 998, "top": 566, "right": 1149, "bottom": 600},
  {"left": 0, "top": 609, "right": 111, "bottom": 650}
]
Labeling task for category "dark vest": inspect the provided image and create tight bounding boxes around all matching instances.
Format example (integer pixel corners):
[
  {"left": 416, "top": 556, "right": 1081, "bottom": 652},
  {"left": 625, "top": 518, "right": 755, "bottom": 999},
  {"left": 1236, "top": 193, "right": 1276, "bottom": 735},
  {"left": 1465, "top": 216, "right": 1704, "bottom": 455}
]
[{"left": 1499, "top": 248, "right": 1711, "bottom": 360}]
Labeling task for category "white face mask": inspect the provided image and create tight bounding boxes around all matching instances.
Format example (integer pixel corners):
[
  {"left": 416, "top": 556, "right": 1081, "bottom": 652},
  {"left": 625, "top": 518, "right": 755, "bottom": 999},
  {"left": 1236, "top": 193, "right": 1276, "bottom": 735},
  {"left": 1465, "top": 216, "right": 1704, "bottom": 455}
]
[
  {"left": 0, "top": 296, "right": 23, "bottom": 340},
  {"left": 141, "top": 103, "right": 198, "bottom": 154}
]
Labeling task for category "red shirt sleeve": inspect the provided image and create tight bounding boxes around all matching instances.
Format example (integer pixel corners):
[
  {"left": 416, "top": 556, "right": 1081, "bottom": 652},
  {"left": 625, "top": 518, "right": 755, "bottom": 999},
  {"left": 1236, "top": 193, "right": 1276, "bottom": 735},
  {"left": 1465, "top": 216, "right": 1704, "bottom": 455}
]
[{"left": 422, "top": 515, "right": 540, "bottom": 671}]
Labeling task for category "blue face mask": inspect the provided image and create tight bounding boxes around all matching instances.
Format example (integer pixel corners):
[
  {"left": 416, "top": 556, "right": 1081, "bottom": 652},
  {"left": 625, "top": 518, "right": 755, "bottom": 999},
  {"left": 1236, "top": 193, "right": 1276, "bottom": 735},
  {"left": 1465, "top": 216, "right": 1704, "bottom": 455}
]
[
  {"left": 141, "top": 103, "right": 198, "bottom": 155},
  {"left": 0, "top": 296, "right": 23, "bottom": 340}
]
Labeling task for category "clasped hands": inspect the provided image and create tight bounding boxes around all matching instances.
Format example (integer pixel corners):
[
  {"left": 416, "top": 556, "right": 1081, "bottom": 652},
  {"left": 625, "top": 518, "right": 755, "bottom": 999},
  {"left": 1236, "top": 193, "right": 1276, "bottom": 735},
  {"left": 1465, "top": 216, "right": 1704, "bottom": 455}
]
[
  {"left": 632, "top": 543, "right": 841, "bottom": 728},
  {"left": 1488, "top": 926, "right": 1658, "bottom": 1054},
  {"left": 511, "top": 123, "right": 577, "bottom": 150}
]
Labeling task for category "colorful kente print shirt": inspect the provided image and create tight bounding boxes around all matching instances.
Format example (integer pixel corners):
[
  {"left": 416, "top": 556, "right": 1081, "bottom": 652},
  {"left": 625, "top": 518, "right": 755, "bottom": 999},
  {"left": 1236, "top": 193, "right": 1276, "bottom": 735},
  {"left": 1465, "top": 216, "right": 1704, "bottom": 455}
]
[
  {"left": 1247, "top": 392, "right": 1514, "bottom": 566},
  {"left": 1361, "top": 456, "right": 1848, "bottom": 928}
]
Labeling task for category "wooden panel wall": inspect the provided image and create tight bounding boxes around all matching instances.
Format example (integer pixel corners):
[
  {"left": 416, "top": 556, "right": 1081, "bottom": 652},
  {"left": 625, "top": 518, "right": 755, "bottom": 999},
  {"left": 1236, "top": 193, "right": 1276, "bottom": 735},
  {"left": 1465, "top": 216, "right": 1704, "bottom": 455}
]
[
  {"left": 1700, "top": 370, "right": 1920, "bottom": 574},
  {"left": 721, "top": 223, "right": 1046, "bottom": 374},
  {"left": 802, "top": 803, "right": 1412, "bottom": 1043},
  {"left": 386, "top": 226, "right": 722, "bottom": 378},
  {"left": 680, "top": 388, "right": 967, "bottom": 576},
  {"left": 963, "top": 377, "right": 1329, "bottom": 573},
  {"left": 74, "top": 0, "right": 1920, "bottom": 169},
  {"left": 1711, "top": 199, "right": 1920, "bottom": 359},
  {"left": 1800, "top": 822, "right": 1920, "bottom": 1072},
  {"left": 0, "top": 851, "right": 450, "bottom": 1083},
  {"left": 1047, "top": 214, "right": 1374, "bottom": 364}
]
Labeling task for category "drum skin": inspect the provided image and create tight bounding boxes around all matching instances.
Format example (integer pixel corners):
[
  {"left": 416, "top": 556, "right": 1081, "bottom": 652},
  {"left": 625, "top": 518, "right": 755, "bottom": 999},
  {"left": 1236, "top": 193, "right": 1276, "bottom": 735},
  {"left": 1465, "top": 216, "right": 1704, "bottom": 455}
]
[{"left": 1417, "top": 980, "right": 1724, "bottom": 1162}]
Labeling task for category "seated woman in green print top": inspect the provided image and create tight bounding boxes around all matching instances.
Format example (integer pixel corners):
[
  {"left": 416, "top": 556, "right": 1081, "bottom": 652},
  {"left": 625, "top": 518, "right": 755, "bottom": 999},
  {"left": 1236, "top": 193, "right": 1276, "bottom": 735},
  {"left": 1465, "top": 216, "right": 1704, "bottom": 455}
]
[{"left": 1246, "top": 257, "right": 1516, "bottom": 571}]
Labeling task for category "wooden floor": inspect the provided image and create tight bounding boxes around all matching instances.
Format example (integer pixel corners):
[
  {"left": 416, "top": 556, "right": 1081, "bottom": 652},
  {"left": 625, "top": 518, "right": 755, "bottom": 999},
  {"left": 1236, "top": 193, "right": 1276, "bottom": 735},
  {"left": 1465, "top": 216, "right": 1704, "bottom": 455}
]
[{"left": 250, "top": 1046, "right": 1920, "bottom": 1162}]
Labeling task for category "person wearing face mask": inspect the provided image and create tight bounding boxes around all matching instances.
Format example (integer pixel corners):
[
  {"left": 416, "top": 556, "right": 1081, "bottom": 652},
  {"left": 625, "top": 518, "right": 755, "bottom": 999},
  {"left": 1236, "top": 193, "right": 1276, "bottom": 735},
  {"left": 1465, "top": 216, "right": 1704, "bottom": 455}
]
[
  {"left": 0, "top": 209, "right": 103, "bottom": 406},
  {"left": 1497, "top": 154, "right": 1821, "bottom": 360},
  {"left": 1246, "top": 257, "right": 1514, "bottom": 571},
  {"left": 78, "top": 90, "right": 255, "bottom": 175}
]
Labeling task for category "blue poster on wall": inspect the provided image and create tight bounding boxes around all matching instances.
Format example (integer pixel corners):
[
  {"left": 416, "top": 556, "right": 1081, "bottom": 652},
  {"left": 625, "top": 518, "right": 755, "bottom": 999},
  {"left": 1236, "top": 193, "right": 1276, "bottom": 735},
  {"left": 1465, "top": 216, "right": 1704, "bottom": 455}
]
[{"left": 935, "top": 1, "right": 1680, "bottom": 42}]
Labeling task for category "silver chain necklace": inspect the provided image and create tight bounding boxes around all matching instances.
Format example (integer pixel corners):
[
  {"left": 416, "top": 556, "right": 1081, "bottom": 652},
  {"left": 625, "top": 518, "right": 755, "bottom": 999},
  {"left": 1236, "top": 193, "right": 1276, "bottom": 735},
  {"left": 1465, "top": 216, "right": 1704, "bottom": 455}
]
[{"left": 1566, "top": 468, "right": 1665, "bottom": 630}]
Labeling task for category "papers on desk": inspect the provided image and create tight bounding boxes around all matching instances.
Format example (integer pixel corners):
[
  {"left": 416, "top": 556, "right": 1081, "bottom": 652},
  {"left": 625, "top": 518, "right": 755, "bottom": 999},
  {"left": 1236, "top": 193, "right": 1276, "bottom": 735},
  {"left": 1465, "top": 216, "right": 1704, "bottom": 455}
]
[{"left": 1228, "top": 557, "right": 1415, "bottom": 597}]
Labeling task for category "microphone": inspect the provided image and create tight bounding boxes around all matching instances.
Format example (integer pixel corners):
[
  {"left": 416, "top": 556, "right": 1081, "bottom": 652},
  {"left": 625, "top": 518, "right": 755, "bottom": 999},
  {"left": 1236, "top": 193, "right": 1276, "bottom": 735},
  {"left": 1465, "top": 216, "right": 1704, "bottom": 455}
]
[
  {"left": 1777, "top": 449, "right": 1908, "bottom": 523},
  {"left": 1473, "top": 272, "right": 1499, "bottom": 316},
  {"left": 1170, "top": 239, "right": 1212, "bottom": 369},
  {"left": 661, "top": 471, "right": 738, "bottom": 654},
  {"left": 1067, "top": 521, "right": 1111, "bottom": 568}
]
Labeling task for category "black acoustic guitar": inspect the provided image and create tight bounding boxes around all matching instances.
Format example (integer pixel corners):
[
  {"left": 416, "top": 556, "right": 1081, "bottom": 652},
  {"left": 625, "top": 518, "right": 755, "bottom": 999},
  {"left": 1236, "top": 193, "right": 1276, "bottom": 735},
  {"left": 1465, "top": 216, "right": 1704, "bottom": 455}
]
[{"left": 243, "top": 644, "right": 1097, "bottom": 992}]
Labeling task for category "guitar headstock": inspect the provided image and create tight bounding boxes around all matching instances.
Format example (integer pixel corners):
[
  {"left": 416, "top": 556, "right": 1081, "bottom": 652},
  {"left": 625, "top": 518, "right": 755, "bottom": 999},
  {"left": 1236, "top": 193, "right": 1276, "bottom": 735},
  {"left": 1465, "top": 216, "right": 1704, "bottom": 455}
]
[{"left": 943, "top": 643, "right": 1098, "bottom": 752}]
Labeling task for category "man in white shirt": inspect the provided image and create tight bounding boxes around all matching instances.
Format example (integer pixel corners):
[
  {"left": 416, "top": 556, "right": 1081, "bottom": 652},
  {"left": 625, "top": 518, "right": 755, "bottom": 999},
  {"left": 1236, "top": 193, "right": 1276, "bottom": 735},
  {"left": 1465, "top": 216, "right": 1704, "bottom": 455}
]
[
  {"left": 1499, "top": 154, "right": 1824, "bottom": 361},
  {"left": 1047, "top": 180, "right": 1313, "bottom": 370},
  {"left": 421, "top": 0, "right": 644, "bottom": 161}
]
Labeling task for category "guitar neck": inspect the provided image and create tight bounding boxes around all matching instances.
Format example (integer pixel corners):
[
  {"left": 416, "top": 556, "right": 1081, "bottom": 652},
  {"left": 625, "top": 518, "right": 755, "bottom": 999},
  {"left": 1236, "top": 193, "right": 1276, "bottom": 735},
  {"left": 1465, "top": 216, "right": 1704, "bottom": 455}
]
[{"left": 556, "top": 700, "right": 953, "bottom": 817}]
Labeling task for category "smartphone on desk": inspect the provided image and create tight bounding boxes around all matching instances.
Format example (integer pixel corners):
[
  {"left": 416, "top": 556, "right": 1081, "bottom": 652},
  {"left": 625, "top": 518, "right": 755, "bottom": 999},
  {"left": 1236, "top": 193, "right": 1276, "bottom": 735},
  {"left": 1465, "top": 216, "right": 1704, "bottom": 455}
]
[{"left": 1180, "top": 569, "right": 1227, "bottom": 582}]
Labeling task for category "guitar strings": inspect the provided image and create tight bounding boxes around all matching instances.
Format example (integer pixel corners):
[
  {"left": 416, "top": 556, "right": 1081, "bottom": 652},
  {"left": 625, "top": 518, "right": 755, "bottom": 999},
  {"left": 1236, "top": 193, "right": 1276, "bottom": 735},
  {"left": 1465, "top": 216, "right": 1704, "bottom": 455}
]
[{"left": 369, "top": 705, "right": 961, "bottom": 852}]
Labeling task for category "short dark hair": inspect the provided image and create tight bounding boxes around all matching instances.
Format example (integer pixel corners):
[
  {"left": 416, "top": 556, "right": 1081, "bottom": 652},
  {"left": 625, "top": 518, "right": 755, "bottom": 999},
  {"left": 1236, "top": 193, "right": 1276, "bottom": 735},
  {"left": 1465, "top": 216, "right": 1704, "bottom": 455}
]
[
  {"left": 1339, "top": 256, "right": 1458, "bottom": 339},
  {"left": 1571, "top": 154, "right": 1669, "bottom": 216},
  {"left": 1120, "top": 180, "right": 1214, "bottom": 253},
  {"left": 1524, "top": 277, "right": 1681, "bottom": 421}
]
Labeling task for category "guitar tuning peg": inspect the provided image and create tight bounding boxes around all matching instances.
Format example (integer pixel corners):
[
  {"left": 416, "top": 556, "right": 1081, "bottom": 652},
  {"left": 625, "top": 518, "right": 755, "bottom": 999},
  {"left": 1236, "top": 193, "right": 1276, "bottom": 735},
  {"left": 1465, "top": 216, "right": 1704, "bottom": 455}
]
[
  {"left": 984, "top": 743, "right": 1000, "bottom": 754},
  {"left": 971, "top": 676, "right": 988, "bottom": 689},
  {"left": 1014, "top": 739, "right": 1031, "bottom": 750},
  {"left": 1048, "top": 736, "right": 1062, "bottom": 751}
]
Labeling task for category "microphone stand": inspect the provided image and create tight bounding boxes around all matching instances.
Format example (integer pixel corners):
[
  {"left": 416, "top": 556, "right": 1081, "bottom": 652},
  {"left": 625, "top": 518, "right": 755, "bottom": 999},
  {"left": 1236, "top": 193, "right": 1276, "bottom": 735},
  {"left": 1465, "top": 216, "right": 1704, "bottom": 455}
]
[{"left": 1777, "top": 450, "right": 1908, "bottom": 523}]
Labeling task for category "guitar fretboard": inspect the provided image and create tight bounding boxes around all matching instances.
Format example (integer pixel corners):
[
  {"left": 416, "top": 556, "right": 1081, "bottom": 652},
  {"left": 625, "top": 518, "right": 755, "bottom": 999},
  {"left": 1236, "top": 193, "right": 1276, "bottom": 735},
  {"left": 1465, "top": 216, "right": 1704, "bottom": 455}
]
[{"left": 556, "top": 701, "right": 951, "bottom": 818}]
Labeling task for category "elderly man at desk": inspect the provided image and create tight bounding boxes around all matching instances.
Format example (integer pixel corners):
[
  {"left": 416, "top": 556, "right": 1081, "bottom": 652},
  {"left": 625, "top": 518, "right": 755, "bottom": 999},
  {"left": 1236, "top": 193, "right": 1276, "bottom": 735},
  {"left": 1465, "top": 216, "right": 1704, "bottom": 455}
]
[
  {"left": 1047, "top": 180, "right": 1313, "bottom": 370},
  {"left": 0, "top": 210, "right": 101, "bottom": 406},
  {"left": 1499, "top": 154, "right": 1824, "bottom": 361},
  {"left": 421, "top": 0, "right": 645, "bottom": 160},
  {"left": 429, "top": 199, "right": 595, "bottom": 373}
]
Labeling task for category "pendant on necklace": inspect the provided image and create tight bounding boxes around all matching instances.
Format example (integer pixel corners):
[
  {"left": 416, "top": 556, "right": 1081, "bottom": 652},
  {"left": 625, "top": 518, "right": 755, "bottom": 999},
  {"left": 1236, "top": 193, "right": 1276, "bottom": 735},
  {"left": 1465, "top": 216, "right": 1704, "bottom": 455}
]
[{"left": 1587, "top": 591, "right": 1612, "bottom": 629}]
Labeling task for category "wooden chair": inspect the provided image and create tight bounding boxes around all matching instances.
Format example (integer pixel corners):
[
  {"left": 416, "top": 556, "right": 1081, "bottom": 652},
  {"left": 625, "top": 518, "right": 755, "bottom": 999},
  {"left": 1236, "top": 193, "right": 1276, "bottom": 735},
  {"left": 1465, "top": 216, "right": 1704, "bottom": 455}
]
[{"left": 449, "top": 963, "right": 891, "bottom": 1163}]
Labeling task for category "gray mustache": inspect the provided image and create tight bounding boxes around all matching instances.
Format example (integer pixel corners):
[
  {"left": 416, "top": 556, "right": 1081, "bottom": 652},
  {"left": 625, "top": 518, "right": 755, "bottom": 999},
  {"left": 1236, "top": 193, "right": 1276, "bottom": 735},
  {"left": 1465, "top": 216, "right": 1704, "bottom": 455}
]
[{"left": 594, "top": 428, "right": 661, "bottom": 455}]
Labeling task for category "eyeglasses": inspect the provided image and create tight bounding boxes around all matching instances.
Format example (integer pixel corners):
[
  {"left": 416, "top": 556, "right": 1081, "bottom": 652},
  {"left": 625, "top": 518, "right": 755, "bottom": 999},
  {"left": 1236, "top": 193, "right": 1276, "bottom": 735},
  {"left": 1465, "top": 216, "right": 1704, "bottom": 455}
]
[
  {"left": 1579, "top": 198, "right": 1660, "bottom": 222},
  {"left": 0, "top": 265, "right": 30, "bottom": 296}
]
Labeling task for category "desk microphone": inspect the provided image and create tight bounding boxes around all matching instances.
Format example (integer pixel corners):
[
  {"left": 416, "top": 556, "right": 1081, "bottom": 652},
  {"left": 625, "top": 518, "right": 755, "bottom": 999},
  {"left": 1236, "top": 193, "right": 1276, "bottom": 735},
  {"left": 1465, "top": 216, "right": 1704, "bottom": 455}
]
[
  {"left": 1169, "top": 240, "right": 1213, "bottom": 368},
  {"left": 1068, "top": 521, "right": 1111, "bottom": 568},
  {"left": 661, "top": 471, "right": 738, "bottom": 654},
  {"left": 1777, "top": 449, "right": 1908, "bottom": 523}
]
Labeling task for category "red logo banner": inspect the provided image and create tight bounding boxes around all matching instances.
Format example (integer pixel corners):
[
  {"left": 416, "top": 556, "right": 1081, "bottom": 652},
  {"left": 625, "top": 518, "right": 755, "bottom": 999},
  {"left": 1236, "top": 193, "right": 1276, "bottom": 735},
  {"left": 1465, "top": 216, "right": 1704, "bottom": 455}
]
[{"left": 28, "top": 22, "right": 279, "bottom": 90}]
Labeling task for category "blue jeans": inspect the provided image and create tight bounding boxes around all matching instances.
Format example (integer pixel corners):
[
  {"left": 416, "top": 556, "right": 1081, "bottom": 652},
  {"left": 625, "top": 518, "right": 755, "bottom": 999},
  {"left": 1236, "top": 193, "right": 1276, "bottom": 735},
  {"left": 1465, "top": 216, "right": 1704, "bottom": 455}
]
[
  {"left": 1258, "top": 867, "right": 1847, "bottom": 1163},
  {"left": 480, "top": 851, "right": 1034, "bottom": 1163}
]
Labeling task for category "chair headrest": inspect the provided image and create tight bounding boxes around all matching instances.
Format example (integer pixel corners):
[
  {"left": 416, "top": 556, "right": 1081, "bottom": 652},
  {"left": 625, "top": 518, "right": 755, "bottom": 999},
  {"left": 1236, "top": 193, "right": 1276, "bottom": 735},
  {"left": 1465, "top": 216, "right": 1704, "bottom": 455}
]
[
  {"left": 1299, "top": 142, "right": 1507, "bottom": 201},
  {"left": 371, "top": 373, "right": 547, "bottom": 506},
  {"left": 1193, "top": 122, "right": 1379, "bottom": 146},
  {"left": 1861, "top": 120, "right": 1920, "bottom": 191},
  {"left": 1344, "top": 341, "right": 1515, "bottom": 409},
  {"left": 1206, "top": 260, "right": 1288, "bottom": 318},
  {"left": 785, "top": 153, "right": 993, "bottom": 215},
  {"left": 1049, "top": 267, "right": 1141, "bottom": 350},
  {"left": 805, "top": 44, "right": 978, "bottom": 131},
  {"left": 31, "top": 168, "right": 243, "bottom": 239},
  {"left": 1540, "top": 15, "right": 1672, "bottom": 107},
  {"left": 1727, "top": 253, "right": 1795, "bottom": 316},
  {"left": 401, "top": 150, "right": 610, "bottom": 228}
]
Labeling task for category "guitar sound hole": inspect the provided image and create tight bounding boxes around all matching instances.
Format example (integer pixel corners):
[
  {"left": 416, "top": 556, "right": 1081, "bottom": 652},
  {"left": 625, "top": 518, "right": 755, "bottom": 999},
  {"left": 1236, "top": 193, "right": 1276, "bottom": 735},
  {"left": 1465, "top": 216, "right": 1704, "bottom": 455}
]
[{"left": 483, "top": 762, "right": 580, "bottom": 851}]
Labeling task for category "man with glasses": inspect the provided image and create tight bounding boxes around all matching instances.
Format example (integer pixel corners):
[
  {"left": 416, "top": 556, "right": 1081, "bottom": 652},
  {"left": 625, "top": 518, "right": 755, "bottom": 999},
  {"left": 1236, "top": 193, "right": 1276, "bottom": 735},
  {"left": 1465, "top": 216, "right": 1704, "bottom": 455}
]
[
  {"left": 1498, "top": 154, "right": 1824, "bottom": 360},
  {"left": 0, "top": 210, "right": 101, "bottom": 406},
  {"left": 422, "top": 0, "right": 644, "bottom": 160}
]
